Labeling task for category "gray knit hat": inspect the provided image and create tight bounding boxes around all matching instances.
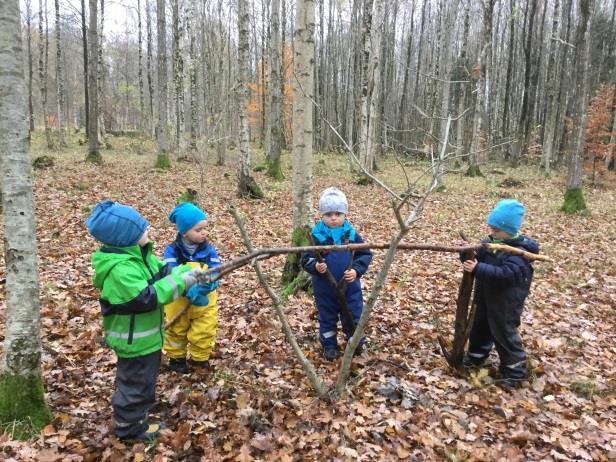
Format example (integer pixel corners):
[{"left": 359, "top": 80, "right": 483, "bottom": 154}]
[{"left": 319, "top": 187, "right": 348, "bottom": 214}]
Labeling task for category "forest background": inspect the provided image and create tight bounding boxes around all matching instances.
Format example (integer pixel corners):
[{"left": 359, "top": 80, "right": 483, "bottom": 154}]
[{"left": 0, "top": 0, "right": 615, "bottom": 460}]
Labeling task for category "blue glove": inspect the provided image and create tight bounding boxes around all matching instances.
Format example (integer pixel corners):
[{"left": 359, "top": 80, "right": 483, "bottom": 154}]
[
  {"left": 201, "top": 279, "right": 220, "bottom": 293},
  {"left": 186, "top": 284, "right": 210, "bottom": 307}
]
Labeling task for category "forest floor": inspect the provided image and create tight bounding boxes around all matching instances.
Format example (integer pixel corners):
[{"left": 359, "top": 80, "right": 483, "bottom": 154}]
[{"left": 1, "top": 134, "right": 615, "bottom": 461}]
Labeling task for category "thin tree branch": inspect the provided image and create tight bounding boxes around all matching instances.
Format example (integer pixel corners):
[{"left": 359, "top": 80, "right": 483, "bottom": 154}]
[{"left": 228, "top": 205, "right": 329, "bottom": 400}]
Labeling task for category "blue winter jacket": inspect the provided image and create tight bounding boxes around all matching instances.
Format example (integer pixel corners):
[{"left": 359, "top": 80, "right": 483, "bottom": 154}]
[
  {"left": 470, "top": 234, "right": 540, "bottom": 311},
  {"left": 301, "top": 228, "right": 372, "bottom": 312},
  {"left": 163, "top": 235, "right": 221, "bottom": 270}
]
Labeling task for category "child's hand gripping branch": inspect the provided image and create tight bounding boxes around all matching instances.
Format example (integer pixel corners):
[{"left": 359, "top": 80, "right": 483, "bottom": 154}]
[
  {"left": 315, "top": 254, "right": 357, "bottom": 282},
  {"left": 186, "top": 278, "right": 220, "bottom": 306},
  {"left": 462, "top": 259, "right": 477, "bottom": 273}
]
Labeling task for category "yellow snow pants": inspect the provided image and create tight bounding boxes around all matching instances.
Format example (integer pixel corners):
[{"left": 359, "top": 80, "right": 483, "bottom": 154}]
[{"left": 164, "top": 263, "right": 218, "bottom": 362}]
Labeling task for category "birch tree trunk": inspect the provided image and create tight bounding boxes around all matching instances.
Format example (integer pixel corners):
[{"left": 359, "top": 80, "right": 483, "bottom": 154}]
[
  {"left": 38, "top": 0, "right": 53, "bottom": 148},
  {"left": 80, "top": 0, "right": 89, "bottom": 133},
  {"left": 433, "top": 0, "right": 459, "bottom": 190},
  {"left": 281, "top": 0, "right": 314, "bottom": 288},
  {"left": 0, "top": 0, "right": 53, "bottom": 435},
  {"left": 172, "top": 0, "right": 184, "bottom": 151},
  {"left": 467, "top": 1, "right": 494, "bottom": 177},
  {"left": 85, "top": 0, "right": 100, "bottom": 162},
  {"left": 562, "top": 0, "right": 594, "bottom": 213},
  {"left": 237, "top": 0, "right": 262, "bottom": 198},
  {"left": 266, "top": 0, "right": 284, "bottom": 180},
  {"left": 155, "top": 0, "right": 171, "bottom": 168},
  {"left": 25, "top": 0, "right": 35, "bottom": 131},
  {"left": 97, "top": 0, "right": 107, "bottom": 144},
  {"left": 187, "top": 2, "right": 198, "bottom": 151},
  {"left": 357, "top": 0, "right": 374, "bottom": 175},
  {"left": 510, "top": 0, "right": 538, "bottom": 165},
  {"left": 54, "top": 0, "right": 66, "bottom": 146},
  {"left": 542, "top": 0, "right": 563, "bottom": 173},
  {"left": 137, "top": 0, "right": 145, "bottom": 134},
  {"left": 359, "top": 0, "right": 383, "bottom": 177},
  {"left": 146, "top": 0, "right": 155, "bottom": 136}
]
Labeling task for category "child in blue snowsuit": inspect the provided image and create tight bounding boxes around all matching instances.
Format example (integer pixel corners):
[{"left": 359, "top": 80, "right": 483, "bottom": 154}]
[
  {"left": 462, "top": 199, "right": 539, "bottom": 390},
  {"left": 301, "top": 187, "right": 372, "bottom": 360}
]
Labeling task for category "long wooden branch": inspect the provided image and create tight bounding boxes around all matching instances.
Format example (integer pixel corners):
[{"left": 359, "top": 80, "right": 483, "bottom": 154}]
[
  {"left": 229, "top": 206, "right": 329, "bottom": 400},
  {"left": 165, "top": 240, "right": 546, "bottom": 330}
]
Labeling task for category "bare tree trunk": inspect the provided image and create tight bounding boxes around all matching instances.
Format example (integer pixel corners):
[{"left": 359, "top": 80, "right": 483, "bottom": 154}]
[
  {"left": 433, "top": 0, "right": 460, "bottom": 189},
  {"left": 363, "top": 0, "right": 384, "bottom": 176},
  {"left": 146, "top": 0, "right": 155, "bottom": 136},
  {"left": 455, "top": 1, "right": 470, "bottom": 161},
  {"left": 80, "top": 0, "right": 89, "bottom": 133},
  {"left": 542, "top": 0, "right": 563, "bottom": 173},
  {"left": 281, "top": 0, "right": 314, "bottom": 288},
  {"left": 292, "top": 0, "right": 314, "bottom": 229},
  {"left": 562, "top": 0, "right": 594, "bottom": 213},
  {"left": 85, "top": 0, "right": 100, "bottom": 162},
  {"left": 502, "top": 0, "right": 515, "bottom": 141},
  {"left": 155, "top": 0, "right": 171, "bottom": 168},
  {"left": 267, "top": 0, "right": 284, "bottom": 179},
  {"left": 357, "top": 0, "right": 375, "bottom": 175},
  {"left": 38, "top": 0, "right": 52, "bottom": 148},
  {"left": 510, "top": 0, "right": 538, "bottom": 165},
  {"left": 553, "top": 0, "right": 574, "bottom": 165},
  {"left": 468, "top": 1, "right": 494, "bottom": 177},
  {"left": 237, "top": 0, "right": 262, "bottom": 198},
  {"left": 25, "top": 0, "right": 35, "bottom": 132},
  {"left": 137, "top": 0, "right": 145, "bottom": 134},
  {"left": 0, "top": 0, "right": 53, "bottom": 433},
  {"left": 187, "top": 2, "right": 198, "bottom": 151},
  {"left": 97, "top": 0, "right": 107, "bottom": 144},
  {"left": 396, "top": 2, "right": 414, "bottom": 146},
  {"left": 54, "top": 0, "right": 66, "bottom": 146},
  {"left": 172, "top": 0, "right": 184, "bottom": 150}
]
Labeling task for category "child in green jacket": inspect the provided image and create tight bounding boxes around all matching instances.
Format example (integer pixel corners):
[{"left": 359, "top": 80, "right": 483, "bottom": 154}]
[{"left": 87, "top": 200, "right": 206, "bottom": 441}]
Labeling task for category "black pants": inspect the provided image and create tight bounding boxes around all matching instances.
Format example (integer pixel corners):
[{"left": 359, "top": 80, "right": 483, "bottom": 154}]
[
  {"left": 468, "top": 296, "right": 527, "bottom": 380},
  {"left": 112, "top": 350, "right": 161, "bottom": 438}
]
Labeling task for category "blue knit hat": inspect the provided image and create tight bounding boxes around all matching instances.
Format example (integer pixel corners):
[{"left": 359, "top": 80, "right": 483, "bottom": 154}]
[
  {"left": 486, "top": 199, "right": 525, "bottom": 235},
  {"left": 86, "top": 200, "right": 148, "bottom": 246},
  {"left": 168, "top": 202, "right": 207, "bottom": 234}
]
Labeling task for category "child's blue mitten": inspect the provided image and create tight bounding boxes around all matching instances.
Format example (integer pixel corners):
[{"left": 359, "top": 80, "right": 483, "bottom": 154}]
[
  {"left": 186, "top": 284, "right": 210, "bottom": 306},
  {"left": 202, "top": 279, "right": 220, "bottom": 293}
]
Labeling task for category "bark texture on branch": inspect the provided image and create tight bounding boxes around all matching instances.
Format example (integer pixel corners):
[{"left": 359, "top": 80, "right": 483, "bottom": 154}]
[{"left": 229, "top": 206, "right": 329, "bottom": 400}]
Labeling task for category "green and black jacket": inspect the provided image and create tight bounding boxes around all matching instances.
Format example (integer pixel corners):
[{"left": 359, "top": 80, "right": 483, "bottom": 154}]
[{"left": 92, "top": 242, "right": 190, "bottom": 358}]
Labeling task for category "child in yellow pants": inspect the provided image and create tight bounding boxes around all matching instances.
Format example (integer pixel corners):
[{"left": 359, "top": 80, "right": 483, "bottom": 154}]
[{"left": 163, "top": 203, "right": 221, "bottom": 374}]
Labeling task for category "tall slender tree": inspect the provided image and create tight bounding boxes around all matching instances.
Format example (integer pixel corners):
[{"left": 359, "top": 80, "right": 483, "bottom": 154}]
[
  {"left": 237, "top": 0, "right": 263, "bottom": 198},
  {"left": 137, "top": 0, "right": 145, "bottom": 134},
  {"left": 38, "top": 0, "right": 52, "bottom": 148},
  {"left": 266, "top": 0, "right": 284, "bottom": 179},
  {"left": 80, "top": 0, "right": 89, "bottom": 133},
  {"left": 155, "top": 0, "right": 171, "bottom": 168},
  {"left": 281, "top": 0, "right": 315, "bottom": 287},
  {"left": 146, "top": 0, "right": 155, "bottom": 136},
  {"left": 0, "top": 0, "right": 53, "bottom": 437},
  {"left": 562, "top": 0, "right": 595, "bottom": 213},
  {"left": 54, "top": 0, "right": 66, "bottom": 145},
  {"left": 85, "top": 0, "right": 100, "bottom": 162},
  {"left": 24, "top": 0, "right": 35, "bottom": 132}
]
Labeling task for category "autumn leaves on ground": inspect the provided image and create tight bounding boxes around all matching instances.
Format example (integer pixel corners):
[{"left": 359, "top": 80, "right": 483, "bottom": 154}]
[{"left": 1, "top": 136, "right": 615, "bottom": 461}]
